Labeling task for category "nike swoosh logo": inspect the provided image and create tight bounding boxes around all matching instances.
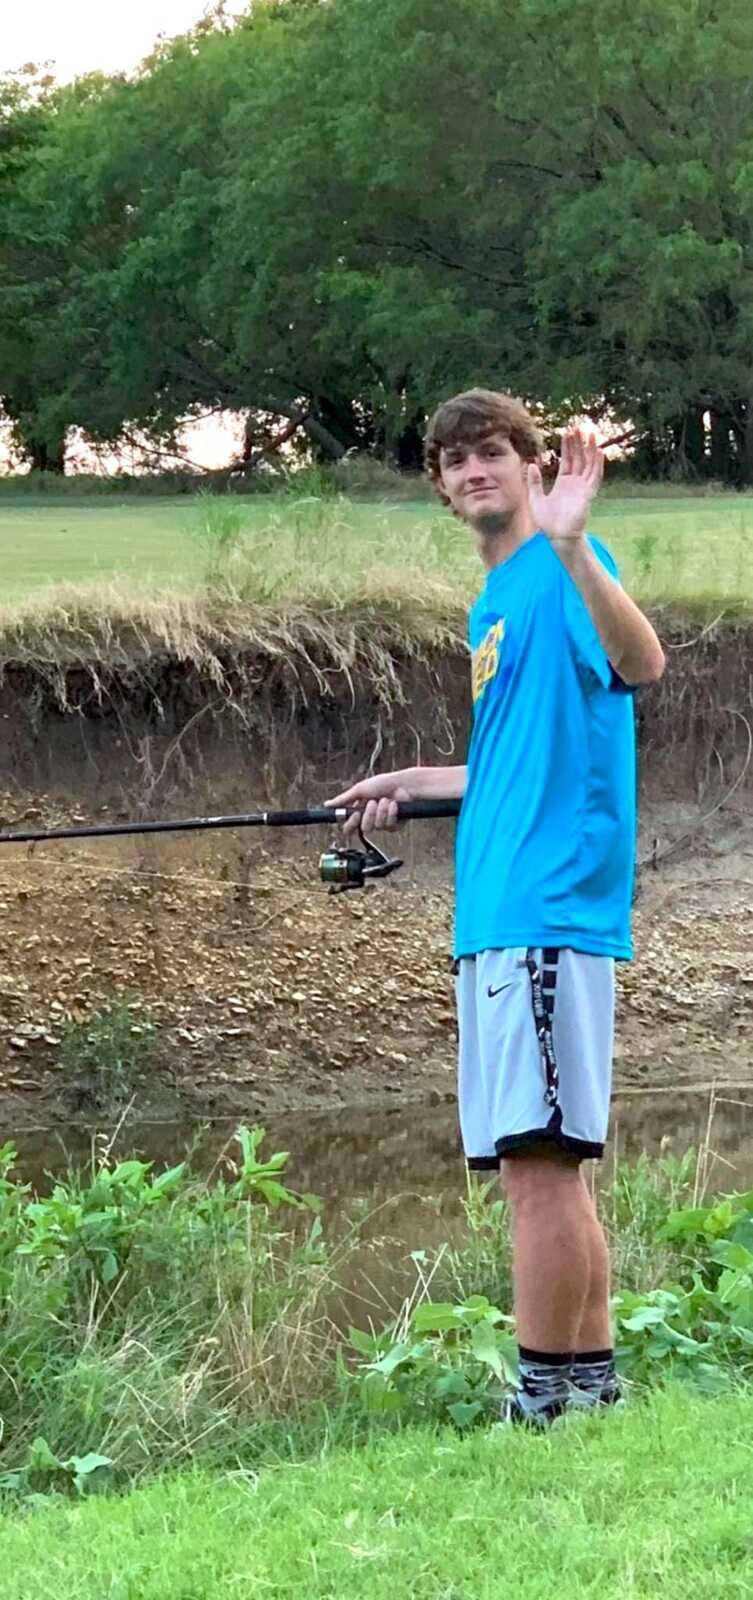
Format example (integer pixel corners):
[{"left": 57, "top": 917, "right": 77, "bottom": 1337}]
[{"left": 487, "top": 982, "right": 514, "bottom": 998}]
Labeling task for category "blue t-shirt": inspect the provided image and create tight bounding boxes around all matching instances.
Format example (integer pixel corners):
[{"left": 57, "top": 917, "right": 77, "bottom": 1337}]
[{"left": 454, "top": 533, "right": 636, "bottom": 961}]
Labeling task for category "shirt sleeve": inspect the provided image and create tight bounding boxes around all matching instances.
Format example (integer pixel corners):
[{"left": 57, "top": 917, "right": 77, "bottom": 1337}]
[{"left": 563, "top": 536, "right": 635, "bottom": 694}]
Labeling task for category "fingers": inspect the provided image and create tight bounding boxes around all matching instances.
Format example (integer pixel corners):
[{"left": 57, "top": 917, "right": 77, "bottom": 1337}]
[
  {"left": 326, "top": 782, "right": 412, "bottom": 837},
  {"left": 325, "top": 785, "right": 361, "bottom": 835},
  {"left": 360, "top": 796, "right": 399, "bottom": 834},
  {"left": 560, "top": 427, "right": 604, "bottom": 488},
  {"left": 325, "top": 786, "right": 360, "bottom": 808},
  {"left": 585, "top": 431, "right": 605, "bottom": 490},
  {"left": 563, "top": 428, "right": 585, "bottom": 474},
  {"left": 325, "top": 782, "right": 365, "bottom": 838},
  {"left": 359, "top": 784, "right": 412, "bottom": 834},
  {"left": 342, "top": 812, "right": 364, "bottom": 838}
]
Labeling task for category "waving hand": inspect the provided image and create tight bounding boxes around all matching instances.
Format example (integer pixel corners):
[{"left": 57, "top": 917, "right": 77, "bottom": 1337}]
[{"left": 526, "top": 428, "right": 605, "bottom": 543}]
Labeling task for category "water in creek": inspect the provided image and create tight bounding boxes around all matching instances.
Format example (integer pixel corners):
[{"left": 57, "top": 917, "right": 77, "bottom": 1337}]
[
  {"left": 10, "top": 1084, "right": 753, "bottom": 1220},
  {"left": 9, "top": 1085, "right": 753, "bottom": 1328}
]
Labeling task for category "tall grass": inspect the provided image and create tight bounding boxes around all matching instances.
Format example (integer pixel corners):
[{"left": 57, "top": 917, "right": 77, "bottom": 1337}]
[
  {"left": 185, "top": 491, "right": 477, "bottom": 608},
  {"left": 391, "top": 1143, "right": 702, "bottom": 1316},
  {"left": 0, "top": 1129, "right": 344, "bottom": 1487},
  {"left": 1, "top": 487, "right": 753, "bottom": 622},
  {"left": 185, "top": 490, "right": 753, "bottom": 611}
]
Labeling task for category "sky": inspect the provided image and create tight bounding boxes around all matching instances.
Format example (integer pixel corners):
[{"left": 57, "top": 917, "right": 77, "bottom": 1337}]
[{"left": 2, "top": 1, "right": 247, "bottom": 82}]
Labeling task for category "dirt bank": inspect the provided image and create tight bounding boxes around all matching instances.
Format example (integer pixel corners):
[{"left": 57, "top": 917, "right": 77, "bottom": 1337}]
[
  {"left": 0, "top": 605, "right": 750, "bottom": 1130},
  {"left": 0, "top": 601, "right": 748, "bottom": 807},
  {"left": 0, "top": 793, "right": 751, "bottom": 1133}
]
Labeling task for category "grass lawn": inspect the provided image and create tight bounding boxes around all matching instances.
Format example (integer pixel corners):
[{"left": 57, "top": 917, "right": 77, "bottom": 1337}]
[
  {"left": 0, "top": 490, "right": 752, "bottom": 613},
  {"left": 2, "top": 1388, "right": 752, "bottom": 1598}
]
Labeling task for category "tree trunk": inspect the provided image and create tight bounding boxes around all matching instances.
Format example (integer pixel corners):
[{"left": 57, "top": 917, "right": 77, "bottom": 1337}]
[
  {"left": 28, "top": 437, "right": 66, "bottom": 474},
  {"left": 240, "top": 409, "right": 308, "bottom": 471},
  {"left": 709, "top": 410, "right": 732, "bottom": 481},
  {"left": 632, "top": 426, "right": 663, "bottom": 478},
  {"left": 301, "top": 415, "right": 347, "bottom": 460},
  {"left": 395, "top": 419, "right": 425, "bottom": 471},
  {"left": 682, "top": 408, "right": 706, "bottom": 476},
  {"left": 312, "top": 395, "right": 366, "bottom": 458},
  {"left": 740, "top": 398, "right": 753, "bottom": 487}
]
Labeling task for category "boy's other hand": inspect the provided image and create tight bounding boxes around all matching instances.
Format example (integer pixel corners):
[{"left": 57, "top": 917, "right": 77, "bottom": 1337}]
[{"left": 325, "top": 775, "right": 413, "bottom": 837}]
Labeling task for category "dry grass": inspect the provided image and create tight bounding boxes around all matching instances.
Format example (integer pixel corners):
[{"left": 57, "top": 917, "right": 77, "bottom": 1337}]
[
  {"left": 0, "top": 483, "right": 751, "bottom": 669},
  {"left": 0, "top": 577, "right": 468, "bottom": 718}
]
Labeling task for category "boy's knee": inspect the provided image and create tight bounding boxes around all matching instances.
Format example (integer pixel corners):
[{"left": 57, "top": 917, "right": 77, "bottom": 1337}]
[{"left": 501, "top": 1143, "right": 582, "bottom": 1209}]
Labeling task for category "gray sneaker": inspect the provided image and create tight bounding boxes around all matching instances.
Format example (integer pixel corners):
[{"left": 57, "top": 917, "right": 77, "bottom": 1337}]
[
  {"left": 499, "top": 1383, "right": 625, "bottom": 1429},
  {"left": 498, "top": 1392, "right": 569, "bottom": 1428},
  {"left": 568, "top": 1382, "right": 626, "bottom": 1412}
]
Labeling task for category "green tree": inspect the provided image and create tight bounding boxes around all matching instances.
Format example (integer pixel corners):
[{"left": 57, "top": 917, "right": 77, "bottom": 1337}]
[
  {"left": 207, "top": 0, "right": 548, "bottom": 461},
  {"left": 5, "top": 0, "right": 753, "bottom": 481},
  {"left": 523, "top": 0, "right": 753, "bottom": 479},
  {"left": 0, "top": 68, "right": 70, "bottom": 470}
]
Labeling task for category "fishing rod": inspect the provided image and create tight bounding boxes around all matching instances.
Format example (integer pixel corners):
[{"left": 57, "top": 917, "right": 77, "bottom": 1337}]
[{"left": 0, "top": 798, "right": 462, "bottom": 894}]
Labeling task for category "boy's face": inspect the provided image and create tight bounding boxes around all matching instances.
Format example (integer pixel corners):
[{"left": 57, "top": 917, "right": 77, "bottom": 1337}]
[{"left": 438, "top": 430, "right": 529, "bottom": 529}]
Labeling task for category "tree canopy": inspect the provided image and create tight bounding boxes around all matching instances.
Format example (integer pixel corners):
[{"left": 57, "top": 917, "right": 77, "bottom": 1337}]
[{"left": 2, "top": 0, "right": 753, "bottom": 480}]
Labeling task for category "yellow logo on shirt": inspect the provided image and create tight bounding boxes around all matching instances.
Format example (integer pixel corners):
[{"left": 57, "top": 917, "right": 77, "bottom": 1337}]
[{"left": 471, "top": 619, "right": 505, "bottom": 703}]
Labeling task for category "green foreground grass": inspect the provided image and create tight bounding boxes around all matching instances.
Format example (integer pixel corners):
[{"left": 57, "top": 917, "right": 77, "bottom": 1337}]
[
  {"left": 0, "top": 487, "right": 752, "bottom": 614},
  {"left": 3, "top": 1389, "right": 752, "bottom": 1599}
]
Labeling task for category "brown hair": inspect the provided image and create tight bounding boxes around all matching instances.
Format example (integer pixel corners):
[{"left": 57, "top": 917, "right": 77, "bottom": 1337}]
[{"left": 424, "top": 389, "right": 543, "bottom": 492}]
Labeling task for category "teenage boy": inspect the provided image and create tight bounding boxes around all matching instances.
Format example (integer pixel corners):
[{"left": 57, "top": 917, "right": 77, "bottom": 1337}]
[{"left": 329, "top": 390, "right": 665, "bottom": 1424}]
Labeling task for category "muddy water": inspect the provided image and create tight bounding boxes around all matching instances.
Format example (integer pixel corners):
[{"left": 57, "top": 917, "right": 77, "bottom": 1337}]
[
  {"left": 11, "top": 1085, "right": 753, "bottom": 1217},
  {"left": 9, "top": 1088, "right": 753, "bottom": 1330}
]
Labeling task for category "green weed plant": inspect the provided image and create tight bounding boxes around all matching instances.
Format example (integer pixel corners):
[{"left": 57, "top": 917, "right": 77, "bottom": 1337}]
[
  {"left": 349, "top": 1293, "right": 517, "bottom": 1429},
  {"left": 613, "top": 1184, "right": 753, "bottom": 1390},
  {"left": 57, "top": 997, "right": 157, "bottom": 1113}
]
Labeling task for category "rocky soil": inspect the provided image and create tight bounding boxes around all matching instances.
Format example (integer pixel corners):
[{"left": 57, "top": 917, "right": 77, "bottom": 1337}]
[{"left": 0, "top": 789, "right": 751, "bottom": 1133}]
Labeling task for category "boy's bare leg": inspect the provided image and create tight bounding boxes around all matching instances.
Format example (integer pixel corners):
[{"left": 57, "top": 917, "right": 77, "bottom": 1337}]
[
  {"left": 574, "top": 1174, "right": 612, "bottom": 1352},
  {"left": 502, "top": 1147, "right": 603, "bottom": 1351},
  {"left": 499, "top": 1147, "right": 617, "bottom": 1420}
]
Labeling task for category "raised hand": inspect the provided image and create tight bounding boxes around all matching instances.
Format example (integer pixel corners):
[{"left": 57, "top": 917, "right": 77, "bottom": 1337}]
[{"left": 526, "top": 427, "right": 605, "bottom": 543}]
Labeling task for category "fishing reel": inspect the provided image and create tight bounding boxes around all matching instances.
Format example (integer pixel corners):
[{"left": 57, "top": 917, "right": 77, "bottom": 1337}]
[{"left": 319, "top": 827, "right": 403, "bottom": 894}]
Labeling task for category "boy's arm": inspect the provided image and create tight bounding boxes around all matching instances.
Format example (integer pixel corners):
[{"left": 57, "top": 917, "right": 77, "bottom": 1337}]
[
  {"left": 553, "top": 537, "right": 665, "bottom": 686},
  {"left": 527, "top": 429, "right": 665, "bottom": 686}
]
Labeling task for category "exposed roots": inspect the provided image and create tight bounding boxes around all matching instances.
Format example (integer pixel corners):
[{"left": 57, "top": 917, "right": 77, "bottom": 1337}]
[
  {"left": 0, "top": 595, "right": 748, "bottom": 810},
  {"left": 0, "top": 592, "right": 469, "bottom": 806},
  {"left": 640, "top": 612, "right": 753, "bottom": 798}
]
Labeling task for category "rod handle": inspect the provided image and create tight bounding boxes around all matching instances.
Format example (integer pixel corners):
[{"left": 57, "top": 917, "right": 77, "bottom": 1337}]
[
  {"left": 395, "top": 799, "right": 462, "bottom": 821},
  {"left": 265, "top": 800, "right": 461, "bottom": 827}
]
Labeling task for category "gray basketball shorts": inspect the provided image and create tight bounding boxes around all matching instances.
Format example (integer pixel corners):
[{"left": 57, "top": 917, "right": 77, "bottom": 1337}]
[{"left": 455, "top": 946, "right": 615, "bottom": 1167}]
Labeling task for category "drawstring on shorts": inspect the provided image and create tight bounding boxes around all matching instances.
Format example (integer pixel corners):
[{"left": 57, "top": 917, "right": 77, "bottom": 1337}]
[{"left": 525, "top": 948, "right": 560, "bottom": 1110}]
